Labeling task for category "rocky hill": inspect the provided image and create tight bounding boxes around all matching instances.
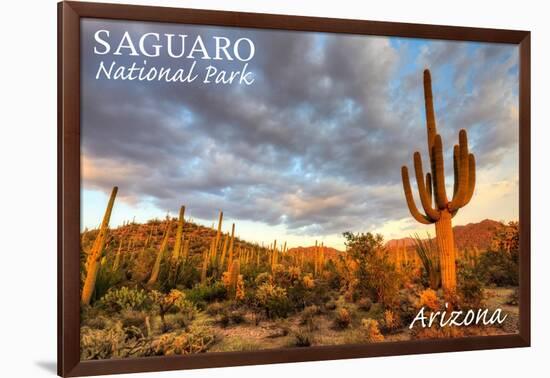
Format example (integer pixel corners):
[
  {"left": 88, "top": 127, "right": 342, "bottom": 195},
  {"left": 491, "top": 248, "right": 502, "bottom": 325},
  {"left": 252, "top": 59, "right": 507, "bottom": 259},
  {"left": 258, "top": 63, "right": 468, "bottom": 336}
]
[{"left": 386, "top": 219, "right": 506, "bottom": 252}]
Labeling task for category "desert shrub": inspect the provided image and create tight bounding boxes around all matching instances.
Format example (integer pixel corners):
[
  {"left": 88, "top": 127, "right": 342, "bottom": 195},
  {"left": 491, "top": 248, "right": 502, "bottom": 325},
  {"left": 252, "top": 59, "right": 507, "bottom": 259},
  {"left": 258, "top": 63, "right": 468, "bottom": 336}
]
[
  {"left": 218, "top": 309, "right": 246, "bottom": 328},
  {"left": 91, "top": 263, "right": 125, "bottom": 304},
  {"left": 323, "top": 262, "right": 343, "bottom": 290},
  {"left": 254, "top": 272, "right": 273, "bottom": 287},
  {"left": 127, "top": 248, "right": 157, "bottom": 283},
  {"left": 149, "top": 290, "right": 195, "bottom": 332},
  {"left": 206, "top": 301, "right": 226, "bottom": 316},
  {"left": 271, "top": 264, "right": 290, "bottom": 286},
  {"left": 476, "top": 221, "right": 519, "bottom": 286},
  {"left": 174, "top": 262, "right": 201, "bottom": 289},
  {"left": 287, "top": 266, "right": 302, "bottom": 281},
  {"left": 381, "top": 310, "right": 400, "bottom": 332},
  {"left": 506, "top": 288, "right": 519, "bottom": 306},
  {"left": 412, "top": 233, "right": 440, "bottom": 290},
  {"left": 286, "top": 276, "right": 330, "bottom": 312},
  {"left": 334, "top": 308, "right": 352, "bottom": 329},
  {"left": 162, "top": 312, "right": 195, "bottom": 331},
  {"left": 476, "top": 250, "right": 518, "bottom": 286},
  {"left": 151, "top": 326, "right": 217, "bottom": 355},
  {"left": 235, "top": 274, "right": 245, "bottom": 301},
  {"left": 490, "top": 221, "right": 519, "bottom": 262},
  {"left": 185, "top": 282, "right": 227, "bottom": 307},
  {"left": 300, "top": 305, "right": 320, "bottom": 331},
  {"left": 343, "top": 278, "right": 360, "bottom": 303},
  {"left": 357, "top": 297, "right": 372, "bottom": 312},
  {"left": 80, "top": 322, "right": 151, "bottom": 360},
  {"left": 360, "top": 318, "right": 384, "bottom": 342},
  {"left": 365, "top": 258, "right": 401, "bottom": 308},
  {"left": 419, "top": 288, "right": 439, "bottom": 311},
  {"left": 342, "top": 231, "right": 400, "bottom": 308},
  {"left": 325, "top": 300, "right": 337, "bottom": 311},
  {"left": 101, "top": 287, "right": 150, "bottom": 312},
  {"left": 458, "top": 267, "right": 484, "bottom": 308},
  {"left": 120, "top": 309, "right": 148, "bottom": 330},
  {"left": 397, "top": 290, "right": 418, "bottom": 325},
  {"left": 292, "top": 329, "right": 313, "bottom": 347},
  {"left": 82, "top": 314, "right": 110, "bottom": 330},
  {"left": 255, "top": 282, "right": 292, "bottom": 319},
  {"left": 302, "top": 274, "right": 315, "bottom": 289}
]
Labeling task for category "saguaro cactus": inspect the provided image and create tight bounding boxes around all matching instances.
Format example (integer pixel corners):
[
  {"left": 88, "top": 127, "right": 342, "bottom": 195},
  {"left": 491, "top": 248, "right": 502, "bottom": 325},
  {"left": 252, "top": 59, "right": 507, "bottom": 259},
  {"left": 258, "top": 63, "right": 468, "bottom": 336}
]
[
  {"left": 81, "top": 186, "right": 118, "bottom": 305},
  {"left": 227, "top": 223, "right": 235, "bottom": 267},
  {"left": 214, "top": 211, "right": 223, "bottom": 253},
  {"left": 220, "top": 234, "right": 229, "bottom": 268},
  {"left": 112, "top": 235, "right": 124, "bottom": 271},
  {"left": 200, "top": 248, "right": 209, "bottom": 284},
  {"left": 168, "top": 206, "right": 185, "bottom": 285},
  {"left": 148, "top": 220, "right": 171, "bottom": 285},
  {"left": 401, "top": 69, "right": 476, "bottom": 293},
  {"left": 171, "top": 206, "right": 186, "bottom": 262},
  {"left": 228, "top": 259, "right": 240, "bottom": 297}
]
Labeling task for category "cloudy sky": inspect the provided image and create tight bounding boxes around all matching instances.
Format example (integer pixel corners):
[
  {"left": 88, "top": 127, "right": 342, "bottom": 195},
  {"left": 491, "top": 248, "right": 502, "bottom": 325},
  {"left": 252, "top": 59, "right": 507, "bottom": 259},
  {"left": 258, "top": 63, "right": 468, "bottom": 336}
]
[{"left": 80, "top": 18, "right": 519, "bottom": 250}]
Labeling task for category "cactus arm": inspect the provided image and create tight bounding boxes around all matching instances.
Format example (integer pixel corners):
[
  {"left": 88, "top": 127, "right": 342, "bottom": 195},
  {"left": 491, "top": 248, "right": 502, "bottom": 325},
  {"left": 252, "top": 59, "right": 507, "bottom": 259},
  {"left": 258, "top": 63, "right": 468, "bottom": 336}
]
[
  {"left": 463, "top": 153, "right": 476, "bottom": 205},
  {"left": 449, "top": 130, "right": 470, "bottom": 211},
  {"left": 431, "top": 135, "right": 449, "bottom": 209},
  {"left": 413, "top": 152, "right": 440, "bottom": 221},
  {"left": 401, "top": 166, "right": 433, "bottom": 224},
  {"left": 453, "top": 145, "right": 459, "bottom": 198},
  {"left": 423, "top": 69, "right": 438, "bottom": 160},
  {"left": 425, "top": 172, "right": 432, "bottom": 205}
]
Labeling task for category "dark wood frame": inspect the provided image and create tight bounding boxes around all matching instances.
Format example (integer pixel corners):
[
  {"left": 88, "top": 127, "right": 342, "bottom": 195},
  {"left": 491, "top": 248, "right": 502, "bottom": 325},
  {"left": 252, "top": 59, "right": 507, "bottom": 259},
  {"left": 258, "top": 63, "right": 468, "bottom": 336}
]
[{"left": 58, "top": 1, "right": 531, "bottom": 376}]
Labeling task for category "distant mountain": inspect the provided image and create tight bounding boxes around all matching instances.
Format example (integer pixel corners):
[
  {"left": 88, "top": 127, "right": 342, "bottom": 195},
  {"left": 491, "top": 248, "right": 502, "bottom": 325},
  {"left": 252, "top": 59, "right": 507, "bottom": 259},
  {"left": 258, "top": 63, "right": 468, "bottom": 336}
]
[
  {"left": 385, "top": 219, "right": 505, "bottom": 252},
  {"left": 452, "top": 219, "right": 504, "bottom": 251},
  {"left": 286, "top": 245, "right": 343, "bottom": 260},
  {"left": 385, "top": 237, "right": 416, "bottom": 249}
]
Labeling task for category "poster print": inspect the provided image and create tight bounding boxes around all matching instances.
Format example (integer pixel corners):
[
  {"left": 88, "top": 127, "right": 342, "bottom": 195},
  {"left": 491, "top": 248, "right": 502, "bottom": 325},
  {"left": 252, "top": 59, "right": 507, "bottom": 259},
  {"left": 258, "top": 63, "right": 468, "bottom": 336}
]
[{"left": 78, "top": 17, "right": 522, "bottom": 361}]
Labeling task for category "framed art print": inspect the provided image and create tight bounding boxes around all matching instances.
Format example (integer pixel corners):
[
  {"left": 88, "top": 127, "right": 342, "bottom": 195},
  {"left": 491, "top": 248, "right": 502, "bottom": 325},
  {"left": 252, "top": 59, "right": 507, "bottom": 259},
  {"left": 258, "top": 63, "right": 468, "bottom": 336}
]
[{"left": 58, "top": 1, "right": 531, "bottom": 376}]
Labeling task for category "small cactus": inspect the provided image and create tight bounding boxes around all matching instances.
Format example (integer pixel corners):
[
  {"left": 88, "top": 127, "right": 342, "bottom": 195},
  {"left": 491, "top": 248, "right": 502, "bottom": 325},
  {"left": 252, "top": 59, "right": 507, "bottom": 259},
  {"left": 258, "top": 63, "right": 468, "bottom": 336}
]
[{"left": 81, "top": 186, "right": 118, "bottom": 306}]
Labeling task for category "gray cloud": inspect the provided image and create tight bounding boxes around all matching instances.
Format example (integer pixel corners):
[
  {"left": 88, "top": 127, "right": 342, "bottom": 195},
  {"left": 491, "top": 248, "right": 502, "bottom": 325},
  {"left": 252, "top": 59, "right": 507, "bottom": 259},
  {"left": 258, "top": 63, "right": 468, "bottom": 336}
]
[{"left": 81, "top": 19, "right": 519, "bottom": 236}]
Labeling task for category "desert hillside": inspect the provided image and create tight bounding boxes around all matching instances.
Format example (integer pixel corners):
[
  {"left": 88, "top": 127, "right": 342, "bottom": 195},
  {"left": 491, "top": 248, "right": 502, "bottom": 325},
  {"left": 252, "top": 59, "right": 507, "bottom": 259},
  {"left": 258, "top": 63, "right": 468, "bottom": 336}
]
[{"left": 386, "top": 219, "right": 505, "bottom": 251}]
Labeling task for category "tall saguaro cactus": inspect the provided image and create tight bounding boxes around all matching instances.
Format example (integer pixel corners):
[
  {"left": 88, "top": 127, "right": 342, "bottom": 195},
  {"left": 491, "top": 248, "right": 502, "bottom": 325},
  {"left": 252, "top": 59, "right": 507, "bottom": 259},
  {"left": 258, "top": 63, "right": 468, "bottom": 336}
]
[
  {"left": 171, "top": 206, "right": 186, "bottom": 262},
  {"left": 148, "top": 219, "right": 171, "bottom": 285},
  {"left": 401, "top": 69, "right": 476, "bottom": 293},
  {"left": 168, "top": 206, "right": 185, "bottom": 285},
  {"left": 81, "top": 186, "right": 118, "bottom": 305}
]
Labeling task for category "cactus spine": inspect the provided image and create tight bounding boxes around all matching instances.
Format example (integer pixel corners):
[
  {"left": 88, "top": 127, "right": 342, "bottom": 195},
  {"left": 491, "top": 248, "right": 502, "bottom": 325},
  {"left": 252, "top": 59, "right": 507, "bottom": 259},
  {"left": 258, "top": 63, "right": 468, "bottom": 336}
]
[
  {"left": 81, "top": 186, "right": 118, "bottom": 306},
  {"left": 401, "top": 69, "right": 476, "bottom": 293},
  {"left": 148, "top": 220, "right": 171, "bottom": 285}
]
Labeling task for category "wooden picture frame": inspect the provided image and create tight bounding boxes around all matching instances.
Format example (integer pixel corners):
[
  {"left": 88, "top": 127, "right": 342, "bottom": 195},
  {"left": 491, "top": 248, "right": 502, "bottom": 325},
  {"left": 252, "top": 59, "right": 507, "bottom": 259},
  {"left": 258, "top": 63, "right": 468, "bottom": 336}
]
[{"left": 58, "top": 1, "right": 530, "bottom": 376}]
